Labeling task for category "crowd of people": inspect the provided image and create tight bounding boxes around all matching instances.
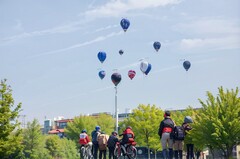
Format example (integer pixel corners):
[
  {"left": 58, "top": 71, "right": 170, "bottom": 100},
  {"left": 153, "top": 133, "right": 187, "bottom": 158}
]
[
  {"left": 158, "top": 111, "right": 195, "bottom": 159},
  {"left": 78, "top": 111, "right": 194, "bottom": 159},
  {"left": 79, "top": 125, "right": 135, "bottom": 159}
]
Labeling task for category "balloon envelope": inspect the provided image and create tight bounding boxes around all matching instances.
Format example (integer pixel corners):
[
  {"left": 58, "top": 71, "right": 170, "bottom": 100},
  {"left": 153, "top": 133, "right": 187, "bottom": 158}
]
[
  {"left": 183, "top": 60, "right": 191, "bottom": 71},
  {"left": 98, "top": 70, "right": 106, "bottom": 80},
  {"left": 119, "top": 49, "right": 124, "bottom": 55},
  {"left": 97, "top": 51, "right": 106, "bottom": 63},
  {"left": 120, "top": 18, "right": 130, "bottom": 32},
  {"left": 153, "top": 41, "right": 161, "bottom": 52},
  {"left": 140, "top": 61, "right": 152, "bottom": 75},
  {"left": 111, "top": 73, "right": 121, "bottom": 86},
  {"left": 128, "top": 70, "right": 136, "bottom": 80}
]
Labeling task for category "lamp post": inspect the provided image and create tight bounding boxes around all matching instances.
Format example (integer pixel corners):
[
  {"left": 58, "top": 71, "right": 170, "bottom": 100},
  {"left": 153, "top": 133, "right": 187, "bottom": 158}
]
[
  {"left": 111, "top": 72, "right": 122, "bottom": 133},
  {"left": 115, "top": 86, "right": 118, "bottom": 132}
]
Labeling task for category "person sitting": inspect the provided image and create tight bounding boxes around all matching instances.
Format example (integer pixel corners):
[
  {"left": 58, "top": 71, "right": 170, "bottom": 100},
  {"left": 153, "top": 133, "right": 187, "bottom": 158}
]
[
  {"left": 79, "top": 129, "right": 92, "bottom": 157},
  {"left": 119, "top": 126, "right": 135, "bottom": 155}
]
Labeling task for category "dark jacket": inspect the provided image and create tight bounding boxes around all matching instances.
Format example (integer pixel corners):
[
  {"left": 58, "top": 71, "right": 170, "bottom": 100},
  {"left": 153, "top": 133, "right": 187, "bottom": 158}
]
[
  {"left": 91, "top": 130, "right": 101, "bottom": 144},
  {"left": 107, "top": 135, "right": 118, "bottom": 148},
  {"left": 158, "top": 117, "right": 174, "bottom": 138}
]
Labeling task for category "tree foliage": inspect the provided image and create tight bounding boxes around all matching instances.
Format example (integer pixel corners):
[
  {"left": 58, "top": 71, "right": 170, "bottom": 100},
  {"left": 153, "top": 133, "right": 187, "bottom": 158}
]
[
  {"left": 0, "top": 79, "right": 23, "bottom": 158},
  {"left": 191, "top": 86, "right": 240, "bottom": 158},
  {"left": 120, "top": 104, "right": 164, "bottom": 159},
  {"left": 65, "top": 113, "right": 115, "bottom": 145},
  {"left": 45, "top": 135, "right": 64, "bottom": 158},
  {"left": 23, "top": 119, "right": 47, "bottom": 159}
]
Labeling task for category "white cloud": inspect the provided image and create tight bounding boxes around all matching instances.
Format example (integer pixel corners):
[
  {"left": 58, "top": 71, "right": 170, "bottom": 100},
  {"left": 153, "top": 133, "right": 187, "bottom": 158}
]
[
  {"left": 28, "top": 31, "right": 123, "bottom": 58},
  {"left": 174, "top": 17, "right": 240, "bottom": 36},
  {"left": 180, "top": 36, "right": 240, "bottom": 50},
  {"left": 85, "top": 0, "right": 182, "bottom": 18},
  {"left": 174, "top": 17, "right": 240, "bottom": 51},
  {"left": 0, "top": 20, "right": 86, "bottom": 44}
]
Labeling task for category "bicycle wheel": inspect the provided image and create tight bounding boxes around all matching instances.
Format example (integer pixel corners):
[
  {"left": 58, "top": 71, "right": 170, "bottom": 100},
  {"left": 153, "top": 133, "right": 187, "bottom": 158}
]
[
  {"left": 86, "top": 147, "right": 93, "bottom": 159},
  {"left": 126, "top": 145, "right": 137, "bottom": 159},
  {"left": 114, "top": 145, "right": 121, "bottom": 159},
  {"left": 80, "top": 147, "right": 85, "bottom": 159}
]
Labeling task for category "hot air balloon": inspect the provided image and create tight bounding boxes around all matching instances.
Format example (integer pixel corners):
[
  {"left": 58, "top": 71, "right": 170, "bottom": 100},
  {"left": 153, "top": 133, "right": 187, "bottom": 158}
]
[
  {"left": 97, "top": 51, "right": 106, "bottom": 63},
  {"left": 120, "top": 18, "right": 130, "bottom": 32},
  {"left": 119, "top": 49, "right": 124, "bottom": 55},
  {"left": 183, "top": 60, "right": 191, "bottom": 71},
  {"left": 111, "top": 73, "right": 122, "bottom": 86},
  {"left": 98, "top": 70, "right": 106, "bottom": 80},
  {"left": 140, "top": 61, "right": 152, "bottom": 75},
  {"left": 153, "top": 41, "right": 161, "bottom": 52},
  {"left": 128, "top": 70, "right": 136, "bottom": 80}
]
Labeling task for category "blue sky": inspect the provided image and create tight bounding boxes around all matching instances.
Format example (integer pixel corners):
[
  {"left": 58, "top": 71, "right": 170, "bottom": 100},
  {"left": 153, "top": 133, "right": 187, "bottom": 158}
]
[{"left": 1, "top": 0, "right": 240, "bottom": 125}]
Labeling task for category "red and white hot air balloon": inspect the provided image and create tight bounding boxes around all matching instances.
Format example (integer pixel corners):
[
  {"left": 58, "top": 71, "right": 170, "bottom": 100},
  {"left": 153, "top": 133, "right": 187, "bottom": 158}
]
[{"left": 128, "top": 70, "right": 136, "bottom": 80}]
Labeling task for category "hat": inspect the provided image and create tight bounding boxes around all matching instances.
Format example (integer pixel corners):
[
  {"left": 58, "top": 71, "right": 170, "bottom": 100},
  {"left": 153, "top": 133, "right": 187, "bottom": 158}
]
[
  {"left": 95, "top": 126, "right": 101, "bottom": 131},
  {"left": 112, "top": 131, "right": 118, "bottom": 135},
  {"left": 165, "top": 110, "right": 171, "bottom": 116},
  {"left": 184, "top": 116, "right": 193, "bottom": 123}
]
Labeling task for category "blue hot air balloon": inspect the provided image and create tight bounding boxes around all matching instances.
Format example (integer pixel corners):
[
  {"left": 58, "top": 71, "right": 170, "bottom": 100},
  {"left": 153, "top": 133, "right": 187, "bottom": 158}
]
[
  {"left": 97, "top": 51, "right": 106, "bottom": 63},
  {"left": 120, "top": 18, "right": 130, "bottom": 32},
  {"left": 153, "top": 41, "right": 161, "bottom": 52},
  {"left": 183, "top": 60, "right": 191, "bottom": 71},
  {"left": 98, "top": 70, "right": 106, "bottom": 80},
  {"left": 111, "top": 73, "right": 121, "bottom": 86},
  {"left": 140, "top": 61, "right": 152, "bottom": 75}
]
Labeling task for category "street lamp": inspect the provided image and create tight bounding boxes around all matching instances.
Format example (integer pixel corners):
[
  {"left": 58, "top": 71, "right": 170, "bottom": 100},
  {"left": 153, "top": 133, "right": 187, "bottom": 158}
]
[{"left": 111, "top": 72, "right": 122, "bottom": 133}]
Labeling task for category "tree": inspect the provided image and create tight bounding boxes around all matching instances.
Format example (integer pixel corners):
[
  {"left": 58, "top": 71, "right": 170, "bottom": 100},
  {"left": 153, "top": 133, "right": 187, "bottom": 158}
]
[
  {"left": 65, "top": 115, "right": 96, "bottom": 144},
  {"left": 23, "top": 119, "right": 47, "bottom": 159},
  {"left": 121, "top": 104, "right": 163, "bottom": 159},
  {"left": 45, "top": 135, "right": 64, "bottom": 158},
  {"left": 0, "top": 79, "right": 23, "bottom": 158},
  {"left": 65, "top": 114, "right": 115, "bottom": 144},
  {"left": 59, "top": 138, "right": 79, "bottom": 159},
  {"left": 191, "top": 87, "right": 240, "bottom": 158}
]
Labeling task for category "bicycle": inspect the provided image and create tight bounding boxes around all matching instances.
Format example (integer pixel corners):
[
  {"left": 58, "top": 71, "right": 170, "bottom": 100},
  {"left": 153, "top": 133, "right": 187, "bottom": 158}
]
[
  {"left": 80, "top": 144, "right": 93, "bottom": 159},
  {"left": 114, "top": 141, "right": 137, "bottom": 159}
]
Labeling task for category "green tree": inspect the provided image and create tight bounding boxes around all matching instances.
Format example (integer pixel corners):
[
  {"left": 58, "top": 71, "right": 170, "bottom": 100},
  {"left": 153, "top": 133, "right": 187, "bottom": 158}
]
[
  {"left": 121, "top": 104, "right": 163, "bottom": 159},
  {"left": 45, "top": 135, "right": 63, "bottom": 158},
  {"left": 95, "top": 113, "right": 115, "bottom": 135},
  {"left": 191, "top": 87, "right": 240, "bottom": 159},
  {"left": 23, "top": 119, "right": 47, "bottom": 159},
  {"left": 0, "top": 79, "right": 23, "bottom": 158},
  {"left": 65, "top": 115, "right": 96, "bottom": 144},
  {"left": 59, "top": 138, "right": 79, "bottom": 159},
  {"left": 65, "top": 114, "right": 115, "bottom": 143}
]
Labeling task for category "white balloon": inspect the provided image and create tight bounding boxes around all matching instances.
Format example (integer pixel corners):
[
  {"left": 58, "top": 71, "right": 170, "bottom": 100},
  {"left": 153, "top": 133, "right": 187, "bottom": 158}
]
[{"left": 140, "top": 61, "right": 149, "bottom": 73}]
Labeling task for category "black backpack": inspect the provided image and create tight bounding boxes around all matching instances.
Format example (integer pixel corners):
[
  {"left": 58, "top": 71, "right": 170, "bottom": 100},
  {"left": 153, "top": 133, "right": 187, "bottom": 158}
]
[
  {"left": 173, "top": 126, "right": 185, "bottom": 140},
  {"left": 91, "top": 130, "right": 99, "bottom": 144}
]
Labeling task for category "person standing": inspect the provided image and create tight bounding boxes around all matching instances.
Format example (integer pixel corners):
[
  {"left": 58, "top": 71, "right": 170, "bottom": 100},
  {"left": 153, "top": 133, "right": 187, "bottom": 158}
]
[
  {"left": 183, "top": 116, "right": 193, "bottom": 159},
  {"left": 173, "top": 116, "right": 193, "bottom": 159},
  {"left": 91, "top": 126, "right": 101, "bottom": 159},
  {"left": 107, "top": 131, "right": 118, "bottom": 159},
  {"left": 158, "top": 111, "right": 175, "bottom": 159},
  {"left": 98, "top": 131, "right": 109, "bottom": 159}
]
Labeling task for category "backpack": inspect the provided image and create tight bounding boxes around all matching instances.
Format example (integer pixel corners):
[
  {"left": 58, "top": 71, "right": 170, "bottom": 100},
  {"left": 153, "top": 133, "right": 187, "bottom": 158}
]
[
  {"left": 173, "top": 126, "right": 185, "bottom": 140},
  {"left": 91, "top": 130, "right": 100, "bottom": 144},
  {"left": 98, "top": 134, "right": 109, "bottom": 150},
  {"left": 107, "top": 135, "right": 118, "bottom": 148}
]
